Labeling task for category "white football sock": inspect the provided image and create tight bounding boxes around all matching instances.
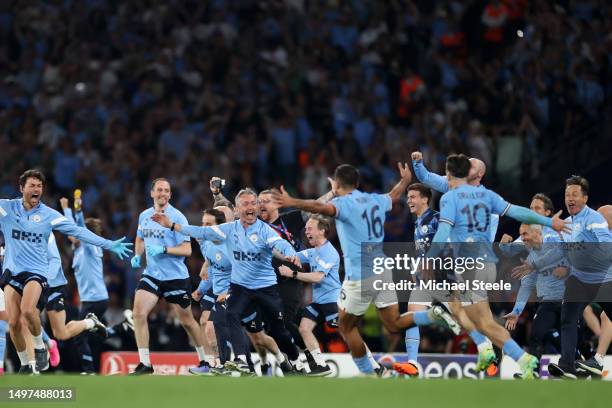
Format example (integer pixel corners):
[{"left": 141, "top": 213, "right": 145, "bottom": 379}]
[
  {"left": 309, "top": 348, "right": 325, "bottom": 366},
  {"left": 138, "top": 348, "right": 151, "bottom": 366}
]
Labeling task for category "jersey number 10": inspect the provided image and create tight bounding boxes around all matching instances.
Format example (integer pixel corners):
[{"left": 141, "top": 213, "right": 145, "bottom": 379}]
[{"left": 460, "top": 203, "right": 491, "bottom": 233}]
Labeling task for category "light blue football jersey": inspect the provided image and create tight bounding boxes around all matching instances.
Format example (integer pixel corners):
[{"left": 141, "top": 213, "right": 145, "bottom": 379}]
[
  {"left": 331, "top": 190, "right": 392, "bottom": 281},
  {"left": 137, "top": 204, "right": 191, "bottom": 281},
  {"left": 296, "top": 240, "right": 341, "bottom": 304}
]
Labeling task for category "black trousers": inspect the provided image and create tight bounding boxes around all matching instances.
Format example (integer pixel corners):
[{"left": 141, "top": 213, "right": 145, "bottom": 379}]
[
  {"left": 227, "top": 283, "right": 298, "bottom": 361},
  {"left": 529, "top": 301, "right": 562, "bottom": 359},
  {"left": 560, "top": 277, "right": 612, "bottom": 370},
  {"left": 276, "top": 278, "right": 304, "bottom": 349}
]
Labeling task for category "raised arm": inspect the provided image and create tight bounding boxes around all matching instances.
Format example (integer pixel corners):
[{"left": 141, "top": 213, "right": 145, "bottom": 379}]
[
  {"left": 272, "top": 186, "right": 337, "bottom": 217},
  {"left": 210, "top": 176, "right": 231, "bottom": 207},
  {"left": 67, "top": 207, "right": 85, "bottom": 228},
  {"left": 387, "top": 162, "right": 412, "bottom": 203},
  {"left": 411, "top": 151, "right": 449, "bottom": 193},
  {"left": 60, "top": 198, "right": 81, "bottom": 246}
]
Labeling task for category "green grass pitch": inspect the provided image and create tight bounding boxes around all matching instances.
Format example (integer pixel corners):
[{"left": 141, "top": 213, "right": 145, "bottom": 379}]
[{"left": 1, "top": 376, "right": 611, "bottom": 408}]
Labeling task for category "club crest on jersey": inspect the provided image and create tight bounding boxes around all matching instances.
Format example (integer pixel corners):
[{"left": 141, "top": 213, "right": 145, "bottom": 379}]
[
  {"left": 421, "top": 225, "right": 428, "bottom": 233},
  {"left": 215, "top": 253, "right": 222, "bottom": 261},
  {"left": 250, "top": 234, "right": 258, "bottom": 243},
  {"left": 31, "top": 215, "right": 41, "bottom": 223}
]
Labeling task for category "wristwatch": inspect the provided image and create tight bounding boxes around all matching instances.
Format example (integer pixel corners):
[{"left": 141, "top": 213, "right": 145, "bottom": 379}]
[
  {"left": 170, "top": 222, "right": 176, "bottom": 231},
  {"left": 292, "top": 270, "right": 298, "bottom": 279}
]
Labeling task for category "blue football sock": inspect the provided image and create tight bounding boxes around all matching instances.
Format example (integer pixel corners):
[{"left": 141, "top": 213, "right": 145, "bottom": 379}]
[
  {"left": 0, "top": 320, "right": 8, "bottom": 364},
  {"left": 502, "top": 339, "right": 526, "bottom": 362},
  {"left": 405, "top": 326, "right": 420, "bottom": 361},
  {"left": 469, "top": 330, "right": 488, "bottom": 346},
  {"left": 413, "top": 310, "right": 432, "bottom": 326},
  {"left": 41, "top": 328, "right": 50, "bottom": 344},
  {"left": 353, "top": 355, "right": 374, "bottom": 374}
]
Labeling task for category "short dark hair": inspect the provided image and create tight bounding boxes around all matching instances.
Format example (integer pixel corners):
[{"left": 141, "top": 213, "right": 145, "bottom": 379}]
[
  {"left": 445, "top": 154, "right": 471, "bottom": 178},
  {"left": 151, "top": 177, "right": 171, "bottom": 191},
  {"left": 19, "top": 169, "right": 46, "bottom": 187},
  {"left": 407, "top": 183, "right": 432, "bottom": 204},
  {"left": 203, "top": 208, "right": 226, "bottom": 226},
  {"left": 85, "top": 218, "right": 102, "bottom": 235},
  {"left": 531, "top": 193, "right": 554, "bottom": 214},
  {"left": 309, "top": 214, "right": 331, "bottom": 238},
  {"left": 565, "top": 175, "right": 589, "bottom": 196},
  {"left": 334, "top": 164, "right": 360, "bottom": 189}
]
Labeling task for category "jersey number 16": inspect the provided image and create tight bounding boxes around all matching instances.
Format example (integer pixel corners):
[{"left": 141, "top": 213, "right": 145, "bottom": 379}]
[{"left": 361, "top": 205, "right": 383, "bottom": 240}]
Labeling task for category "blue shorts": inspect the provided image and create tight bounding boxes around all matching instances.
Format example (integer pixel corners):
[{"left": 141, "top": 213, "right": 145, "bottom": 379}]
[
  {"left": 137, "top": 275, "right": 191, "bottom": 308},
  {"left": 200, "top": 288, "right": 216, "bottom": 312},
  {"left": 303, "top": 302, "right": 338, "bottom": 327}
]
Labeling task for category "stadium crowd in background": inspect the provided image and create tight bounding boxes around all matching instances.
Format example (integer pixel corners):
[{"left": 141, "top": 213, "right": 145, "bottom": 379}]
[{"left": 0, "top": 0, "right": 611, "bottom": 369}]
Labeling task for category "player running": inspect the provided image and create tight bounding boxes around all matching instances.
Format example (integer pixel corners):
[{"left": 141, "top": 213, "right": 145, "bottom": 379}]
[
  {"left": 0, "top": 169, "right": 132, "bottom": 374},
  {"left": 425, "top": 154, "right": 569, "bottom": 379},
  {"left": 129, "top": 178, "right": 207, "bottom": 375},
  {"left": 190, "top": 208, "right": 235, "bottom": 375},
  {"left": 61, "top": 194, "right": 134, "bottom": 374},
  {"left": 411, "top": 151, "right": 499, "bottom": 241},
  {"left": 0, "top": 246, "right": 7, "bottom": 375},
  {"left": 272, "top": 164, "right": 461, "bottom": 376},
  {"left": 389, "top": 183, "right": 495, "bottom": 376},
  {"left": 152, "top": 188, "right": 305, "bottom": 374},
  {"left": 278, "top": 214, "right": 341, "bottom": 376},
  {"left": 32, "top": 232, "right": 107, "bottom": 373}
]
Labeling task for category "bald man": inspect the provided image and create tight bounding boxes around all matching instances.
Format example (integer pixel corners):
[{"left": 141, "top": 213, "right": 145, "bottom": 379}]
[
  {"left": 212, "top": 203, "right": 286, "bottom": 375},
  {"left": 576, "top": 205, "right": 612, "bottom": 376},
  {"left": 411, "top": 151, "right": 498, "bottom": 241},
  {"left": 410, "top": 151, "right": 502, "bottom": 373},
  {"left": 412, "top": 151, "right": 486, "bottom": 187},
  {"left": 598, "top": 205, "right": 612, "bottom": 229}
]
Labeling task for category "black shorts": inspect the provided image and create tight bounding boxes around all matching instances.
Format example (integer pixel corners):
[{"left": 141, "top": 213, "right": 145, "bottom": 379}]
[
  {"left": 45, "top": 285, "right": 67, "bottom": 312},
  {"left": 137, "top": 275, "right": 191, "bottom": 308},
  {"left": 4, "top": 271, "right": 49, "bottom": 311},
  {"left": 303, "top": 302, "right": 339, "bottom": 327},
  {"left": 200, "top": 288, "right": 216, "bottom": 312},
  {"left": 241, "top": 304, "right": 264, "bottom": 333}
]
